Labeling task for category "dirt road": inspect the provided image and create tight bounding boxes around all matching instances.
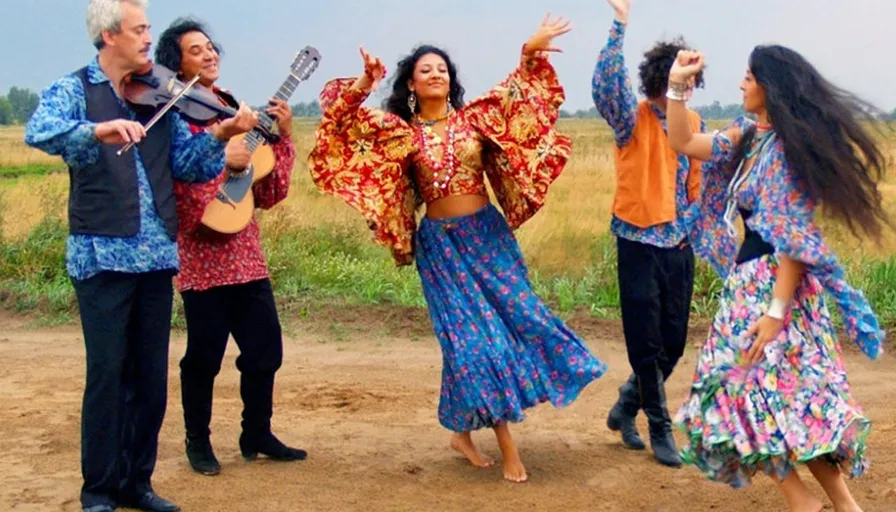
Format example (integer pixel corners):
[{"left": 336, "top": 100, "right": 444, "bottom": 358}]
[{"left": 1, "top": 308, "right": 894, "bottom": 511}]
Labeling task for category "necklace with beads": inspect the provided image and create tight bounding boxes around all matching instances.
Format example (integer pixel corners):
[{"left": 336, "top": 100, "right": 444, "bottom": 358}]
[{"left": 413, "top": 114, "right": 457, "bottom": 190}]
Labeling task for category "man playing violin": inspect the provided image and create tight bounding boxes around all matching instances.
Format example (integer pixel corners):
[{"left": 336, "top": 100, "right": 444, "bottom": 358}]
[
  {"left": 24, "top": 1, "right": 257, "bottom": 511},
  {"left": 153, "top": 17, "right": 306, "bottom": 478}
]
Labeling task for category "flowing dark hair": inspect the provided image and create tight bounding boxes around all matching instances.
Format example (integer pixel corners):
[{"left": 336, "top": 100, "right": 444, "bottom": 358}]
[
  {"left": 154, "top": 17, "right": 223, "bottom": 73},
  {"left": 639, "top": 37, "right": 705, "bottom": 99},
  {"left": 383, "top": 45, "right": 465, "bottom": 122},
  {"left": 730, "top": 44, "right": 891, "bottom": 241}
]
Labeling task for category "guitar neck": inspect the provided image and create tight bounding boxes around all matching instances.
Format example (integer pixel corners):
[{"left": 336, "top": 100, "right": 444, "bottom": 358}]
[{"left": 244, "top": 72, "right": 304, "bottom": 152}]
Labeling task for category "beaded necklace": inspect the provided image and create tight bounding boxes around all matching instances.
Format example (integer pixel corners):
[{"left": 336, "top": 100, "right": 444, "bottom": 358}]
[{"left": 413, "top": 108, "right": 456, "bottom": 190}]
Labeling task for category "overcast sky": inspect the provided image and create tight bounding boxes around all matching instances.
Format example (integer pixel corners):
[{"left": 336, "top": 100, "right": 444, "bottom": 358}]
[{"left": 2, "top": 1, "right": 893, "bottom": 111}]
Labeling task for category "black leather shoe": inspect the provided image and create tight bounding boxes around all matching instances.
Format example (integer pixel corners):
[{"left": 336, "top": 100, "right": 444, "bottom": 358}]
[
  {"left": 82, "top": 506, "right": 114, "bottom": 512},
  {"left": 122, "top": 491, "right": 181, "bottom": 512},
  {"left": 186, "top": 436, "right": 221, "bottom": 476},
  {"left": 240, "top": 431, "right": 307, "bottom": 461}
]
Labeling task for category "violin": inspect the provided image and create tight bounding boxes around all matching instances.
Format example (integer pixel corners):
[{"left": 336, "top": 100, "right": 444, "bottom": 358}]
[{"left": 116, "top": 62, "right": 276, "bottom": 155}]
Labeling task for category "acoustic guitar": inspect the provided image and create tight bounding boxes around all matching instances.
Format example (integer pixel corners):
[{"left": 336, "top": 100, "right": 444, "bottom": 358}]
[{"left": 200, "top": 46, "right": 321, "bottom": 234}]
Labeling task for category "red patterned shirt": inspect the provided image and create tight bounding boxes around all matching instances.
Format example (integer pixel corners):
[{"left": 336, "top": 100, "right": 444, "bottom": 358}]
[{"left": 173, "top": 99, "right": 295, "bottom": 293}]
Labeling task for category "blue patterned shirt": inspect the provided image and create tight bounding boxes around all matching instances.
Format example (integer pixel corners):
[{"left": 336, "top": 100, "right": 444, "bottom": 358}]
[
  {"left": 591, "top": 20, "right": 706, "bottom": 248},
  {"left": 25, "top": 57, "right": 226, "bottom": 280}
]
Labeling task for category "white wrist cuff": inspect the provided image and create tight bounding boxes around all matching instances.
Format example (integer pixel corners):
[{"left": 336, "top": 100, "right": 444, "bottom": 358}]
[{"left": 767, "top": 297, "right": 789, "bottom": 320}]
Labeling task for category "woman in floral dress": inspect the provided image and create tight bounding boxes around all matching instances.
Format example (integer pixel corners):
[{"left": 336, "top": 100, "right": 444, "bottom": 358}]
[
  {"left": 307, "top": 14, "right": 606, "bottom": 483},
  {"left": 664, "top": 46, "right": 889, "bottom": 511}
]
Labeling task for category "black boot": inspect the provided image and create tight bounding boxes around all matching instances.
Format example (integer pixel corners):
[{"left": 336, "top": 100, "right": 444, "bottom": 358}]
[
  {"left": 185, "top": 434, "right": 220, "bottom": 476},
  {"left": 606, "top": 373, "right": 645, "bottom": 450},
  {"left": 239, "top": 431, "right": 308, "bottom": 461},
  {"left": 637, "top": 364, "right": 682, "bottom": 468},
  {"left": 240, "top": 371, "right": 307, "bottom": 461},
  {"left": 181, "top": 370, "right": 221, "bottom": 475}
]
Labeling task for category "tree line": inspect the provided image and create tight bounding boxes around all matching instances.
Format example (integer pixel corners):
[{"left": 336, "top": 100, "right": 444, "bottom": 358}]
[{"left": 2, "top": 86, "right": 894, "bottom": 125}]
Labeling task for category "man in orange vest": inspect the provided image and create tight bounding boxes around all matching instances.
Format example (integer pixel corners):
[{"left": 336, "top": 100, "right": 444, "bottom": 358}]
[{"left": 592, "top": 0, "right": 705, "bottom": 467}]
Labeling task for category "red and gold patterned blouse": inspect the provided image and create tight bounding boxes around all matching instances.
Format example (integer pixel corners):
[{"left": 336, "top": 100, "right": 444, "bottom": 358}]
[
  {"left": 308, "top": 49, "right": 571, "bottom": 266},
  {"left": 173, "top": 89, "right": 295, "bottom": 293},
  {"left": 410, "top": 113, "right": 489, "bottom": 202}
]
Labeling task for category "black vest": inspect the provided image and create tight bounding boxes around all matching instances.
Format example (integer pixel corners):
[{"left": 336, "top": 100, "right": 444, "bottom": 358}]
[{"left": 69, "top": 67, "right": 178, "bottom": 240}]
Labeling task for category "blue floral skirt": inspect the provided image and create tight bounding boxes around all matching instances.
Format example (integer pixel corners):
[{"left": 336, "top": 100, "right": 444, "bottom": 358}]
[{"left": 414, "top": 204, "right": 607, "bottom": 432}]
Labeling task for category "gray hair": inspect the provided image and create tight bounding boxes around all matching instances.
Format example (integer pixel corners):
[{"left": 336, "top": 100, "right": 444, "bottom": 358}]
[{"left": 86, "top": 0, "right": 149, "bottom": 49}]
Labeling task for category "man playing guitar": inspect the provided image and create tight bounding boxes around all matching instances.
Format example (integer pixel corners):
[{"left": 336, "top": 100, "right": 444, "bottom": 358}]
[{"left": 154, "top": 16, "right": 306, "bottom": 476}]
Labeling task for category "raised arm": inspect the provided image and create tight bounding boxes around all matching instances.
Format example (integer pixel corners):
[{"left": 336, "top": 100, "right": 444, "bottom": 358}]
[
  {"left": 307, "top": 47, "right": 417, "bottom": 266},
  {"left": 591, "top": 0, "right": 638, "bottom": 146},
  {"left": 666, "top": 50, "right": 740, "bottom": 160}
]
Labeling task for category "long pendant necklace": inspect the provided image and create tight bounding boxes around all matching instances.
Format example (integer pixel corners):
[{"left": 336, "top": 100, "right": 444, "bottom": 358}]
[{"left": 415, "top": 119, "right": 457, "bottom": 190}]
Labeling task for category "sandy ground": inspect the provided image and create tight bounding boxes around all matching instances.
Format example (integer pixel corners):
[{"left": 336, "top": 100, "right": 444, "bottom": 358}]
[{"left": 0, "top": 307, "right": 894, "bottom": 512}]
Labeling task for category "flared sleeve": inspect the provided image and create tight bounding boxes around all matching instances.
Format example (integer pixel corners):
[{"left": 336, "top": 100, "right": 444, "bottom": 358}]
[
  {"left": 462, "top": 48, "right": 572, "bottom": 229},
  {"left": 307, "top": 78, "right": 418, "bottom": 265},
  {"left": 746, "top": 141, "right": 884, "bottom": 360},
  {"left": 684, "top": 116, "right": 884, "bottom": 360},
  {"left": 683, "top": 117, "right": 753, "bottom": 278}
]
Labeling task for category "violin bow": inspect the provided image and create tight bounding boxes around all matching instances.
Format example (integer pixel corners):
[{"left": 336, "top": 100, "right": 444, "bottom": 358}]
[{"left": 116, "top": 73, "right": 203, "bottom": 156}]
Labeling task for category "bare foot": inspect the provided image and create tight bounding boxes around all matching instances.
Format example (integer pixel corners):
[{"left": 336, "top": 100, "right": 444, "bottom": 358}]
[
  {"left": 492, "top": 422, "right": 528, "bottom": 483},
  {"left": 502, "top": 451, "right": 528, "bottom": 483},
  {"left": 791, "top": 497, "right": 824, "bottom": 512},
  {"left": 450, "top": 433, "right": 494, "bottom": 468}
]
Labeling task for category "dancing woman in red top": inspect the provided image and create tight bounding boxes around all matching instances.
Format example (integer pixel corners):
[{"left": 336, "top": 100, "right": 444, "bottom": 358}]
[
  {"left": 154, "top": 17, "right": 306, "bottom": 477},
  {"left": 308, "top": 14, "right": 606, "bottom": 483}
]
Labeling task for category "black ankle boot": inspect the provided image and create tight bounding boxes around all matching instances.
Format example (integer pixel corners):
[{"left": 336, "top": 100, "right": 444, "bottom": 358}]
[
  {"left": 185, "top": 435, "right": 221, "bottom": 476},
  {"left": 239, "top": 431, "right": 307, "bottom": 462},
  {"left": 606, "top": 373, "right": 645, "bottom": 450},
  {"left": 637, "top": 365, "right": 682, "bottom": 468}
]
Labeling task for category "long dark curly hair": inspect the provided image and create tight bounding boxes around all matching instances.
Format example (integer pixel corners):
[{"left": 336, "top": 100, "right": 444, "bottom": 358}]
[
  {"left": 383, "top": 45, "right": 465, "bottom": 122},
  {"left": 639, "top": 37, "right": 705, "bottom": 99},
  {"left": 729, "top": 45, "right": 891, "bottom": 241}
]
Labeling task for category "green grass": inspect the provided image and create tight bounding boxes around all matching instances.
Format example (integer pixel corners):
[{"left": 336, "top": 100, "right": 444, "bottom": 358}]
[
  {"left": 0, "top": 163, "right": 61, "bottom": 178},
  {"left": 1, "top": 212, "right": 893, "bottom": 332}
]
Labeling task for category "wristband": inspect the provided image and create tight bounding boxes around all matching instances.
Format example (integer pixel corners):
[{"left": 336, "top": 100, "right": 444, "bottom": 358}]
[{"left": 767, "top": 297, "right": 789, "bottom": 320}]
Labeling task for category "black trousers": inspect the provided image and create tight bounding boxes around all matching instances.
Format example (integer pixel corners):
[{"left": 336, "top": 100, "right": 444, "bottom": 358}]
[
  {"left": 179, "top": 278, "right": 283, "bottom": 440},
  {"left": 617, "top": 237, "right": 695, "bottom": 379},
  {"left": 72, "top": 270, "right": 174, "bottom": 509}
]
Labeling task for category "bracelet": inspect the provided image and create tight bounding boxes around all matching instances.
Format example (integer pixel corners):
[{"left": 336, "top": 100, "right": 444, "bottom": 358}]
[
  {"left": 665, "top": 89, "right": 689, "bottom": 102},
  {"left": 668, "top": 80, "right": 690, "bottom": 93},
  {"left": 766, "top": 297, "right": 789, "bottom": 320}
]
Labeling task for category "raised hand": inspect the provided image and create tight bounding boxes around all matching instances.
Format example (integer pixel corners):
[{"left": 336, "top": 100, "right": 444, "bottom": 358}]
[
  {"left": 669, "top": 50, "right": 705, "bottom": 83},
  {"left": 524, "top": 13, "right": 572, "bottom": 54},
  {"left": 355, "top": 46, "right": 386, "bottom": 92},
  {"left": 606, "top": 0, "right": 631, "bottom": 23}
]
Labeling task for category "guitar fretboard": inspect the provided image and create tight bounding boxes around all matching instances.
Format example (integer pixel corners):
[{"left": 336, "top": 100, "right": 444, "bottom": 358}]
[{"left": 244, "top": 73, "right": 304, "bottom": 153}]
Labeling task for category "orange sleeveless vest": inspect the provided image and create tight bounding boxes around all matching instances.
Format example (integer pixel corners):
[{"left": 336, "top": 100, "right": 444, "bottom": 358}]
[{"left": 611, "top": 101, "right": 703, "bottom": 228}]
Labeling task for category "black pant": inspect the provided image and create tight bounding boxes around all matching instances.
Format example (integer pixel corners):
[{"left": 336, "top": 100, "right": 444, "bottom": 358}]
[
  {"left": 72, "top": 270, "right": 174, "bottom": 509},
  {"left": 617, "top": 237, "right": 694, "bottom": 379},
  {"left": 179, "top": 278, "right": 283, "bottom": 440}
]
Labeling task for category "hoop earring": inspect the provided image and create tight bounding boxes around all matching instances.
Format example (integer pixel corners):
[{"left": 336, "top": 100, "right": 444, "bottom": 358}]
[{"left": 407, "top": 92, "right": 417, "bottom": 113}]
